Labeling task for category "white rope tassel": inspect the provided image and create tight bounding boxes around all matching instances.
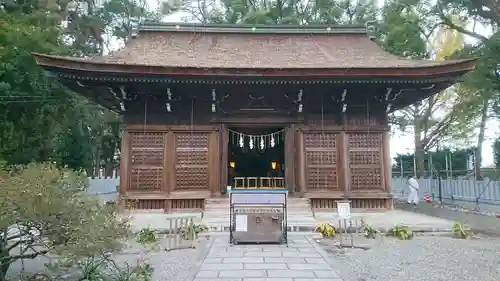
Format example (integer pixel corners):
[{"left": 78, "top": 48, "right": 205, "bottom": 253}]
[{"left": 239, "top": 134, "right": 244, "bottom": 148}]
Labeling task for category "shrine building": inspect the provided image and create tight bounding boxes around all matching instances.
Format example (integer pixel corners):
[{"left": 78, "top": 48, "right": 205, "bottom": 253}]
[{"left": 33, "top": 23, "right": 475, "bottom": 212}]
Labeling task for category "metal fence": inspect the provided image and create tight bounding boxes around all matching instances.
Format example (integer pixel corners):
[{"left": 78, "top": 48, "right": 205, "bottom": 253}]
[
  {"left": 87, "top": 176, "right": 500, "bottom": 206},
  {"left": 392, "top": 177, "right": 500, "bottom": 205},
  {"left": 87, "top": 176, "right": 120, "bottom": 202}
]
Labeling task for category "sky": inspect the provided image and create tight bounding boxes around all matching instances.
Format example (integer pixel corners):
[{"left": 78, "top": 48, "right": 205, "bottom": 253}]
[{"left": 139, "top": 0, "right": 499, "bottom": 167}]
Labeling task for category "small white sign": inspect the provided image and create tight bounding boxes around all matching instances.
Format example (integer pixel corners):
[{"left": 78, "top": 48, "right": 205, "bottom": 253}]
[
  {"left": 337, "top": 201, "right": 351, "bottom": 219},
  {"left": 235, "top": 215, "right": 248, "bottom": 232}
]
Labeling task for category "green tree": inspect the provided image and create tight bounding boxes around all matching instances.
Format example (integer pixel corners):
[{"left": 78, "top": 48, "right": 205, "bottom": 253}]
[
  {"left": 383, "top": 0, "right": 479, "bottom": 177},
  {"left": 0, "top": 8, "right": 72, "bottom": 165},
  {"left": 493, "top": 137, "right": 500, "bottom": 168},
  {"left": 434, "top": 0, "right": 500, "bottom": 174},
  {"left": 1, "top": 0, "right": 157, "bottom": 172},
  {"left": 182, "top": 0, "right": 378, "bottom": 25},
  {"left": 0, "top": 163, "right": 129, "bottom": 281},
  {"left": 393, "top": 148, "right": 471, "bottom": 178},
  {"left": 53, "top": 120, "right": 93, "bottom": 171}
]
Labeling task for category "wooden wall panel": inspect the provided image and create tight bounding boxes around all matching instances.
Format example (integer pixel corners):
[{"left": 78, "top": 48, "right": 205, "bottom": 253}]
[
  {"left": 347, "top": 133, "right": 383, "bottom": 190},
  {"left": 129, "top": 132, "right": 165, "bottom": 191},
  {"left": 174, "top": 133, "right": 209, "bottom": 190},
  {"left": 304, "top": 133, "right": 339, "bottom": 190}
]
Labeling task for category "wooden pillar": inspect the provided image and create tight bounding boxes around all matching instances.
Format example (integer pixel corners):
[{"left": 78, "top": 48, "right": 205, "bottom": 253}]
[
  {"left": 296, "top": 129, "right": 306, "bottom": 196},
  {"left": 208, "top": 130, "right": 220, "bottom": 197},
  {"left": 381, "top": 131, "right": 392, "bottom": 192},
  {"left": 382, "top": 131, "right": 393, "bottom": 209},
  {"left": 164, "top": 132, "right": 175, "bottom": 195},
  {"left": 118, "top": 130, "right": 131, "bottom": 212},
  {"left": 164, "top": 131, "right": 175, "bottom": 213},
  {"left": 220, "top": 124, "right": 229, "bottom": 195},
  {"left": 338, "top": 132, "right": 350, "bottom": 198},
  {"left": 285, "top": 125, "right": 296, "bottom": 194}
]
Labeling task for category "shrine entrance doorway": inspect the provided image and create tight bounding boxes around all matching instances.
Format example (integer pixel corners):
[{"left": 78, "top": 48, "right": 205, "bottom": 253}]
[{"left": 227, "top": 127, "right": 285, "bottom": 192}]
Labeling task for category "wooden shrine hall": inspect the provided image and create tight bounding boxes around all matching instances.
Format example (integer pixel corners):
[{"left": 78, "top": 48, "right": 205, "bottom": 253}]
[{"left": 33, "top": 23, "right": 475, "bottom": 212}]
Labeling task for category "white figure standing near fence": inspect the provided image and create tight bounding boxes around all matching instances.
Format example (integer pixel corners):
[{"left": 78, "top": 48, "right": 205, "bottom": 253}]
[{"left": 407, "top": 175, "right": 420, "bottom": 205}]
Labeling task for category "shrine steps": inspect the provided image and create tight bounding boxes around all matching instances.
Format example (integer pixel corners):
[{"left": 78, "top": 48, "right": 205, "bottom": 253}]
[{"left": 200, "top": 197, "right": 316, "bottom": 232}]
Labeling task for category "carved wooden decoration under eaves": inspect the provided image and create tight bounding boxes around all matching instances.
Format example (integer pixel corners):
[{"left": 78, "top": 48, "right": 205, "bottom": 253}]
[
  {"left": 345, "top": 115, "right": 383, "bottom": 127},
  {"left": 304, "top": 133, "right": 339, "bottom": 190},
  {"left": 348, "top": 133, "right": 383, "bottom": 190},
  {"left": 129, "top": 133, "right": 165, "bottom": 191},
  {"left": 175, "top": 133, "right": 209, "bottom": 190}
]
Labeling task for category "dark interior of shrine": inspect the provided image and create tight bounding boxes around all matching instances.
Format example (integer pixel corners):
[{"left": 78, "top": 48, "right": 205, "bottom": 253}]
[{"left": 228, "top": 127, "right": 285, "bottom": 188}]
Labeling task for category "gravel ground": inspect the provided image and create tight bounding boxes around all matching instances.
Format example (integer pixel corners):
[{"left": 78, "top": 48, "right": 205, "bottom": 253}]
[
  {"left": 7, "top": 236, "right": 209, "bottom": 281},
  {"left": 318, "top": 235, "right": 500, "bottom": 281}
]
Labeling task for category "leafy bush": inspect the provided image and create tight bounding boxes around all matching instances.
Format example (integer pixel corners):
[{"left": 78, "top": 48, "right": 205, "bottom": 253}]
[
  {"left": 363, "top": 223, "right": 378, "bottom": 239},
  {"left": 387, "top": 224, "right": 413, "bottom": 240},
  {"left": 136, "top": 227, "right": 157, "bottom": 244},
  {"left": 47, "top": 254, "right": 153, "bottom": 281},
  {"left": 315, "top": 222, "right": 336, "bottom": 237},
  {"left": 0, "top": 163, "right": 130, "bottom": 280},
  {"left": 452, "top": 222, "right": 472, "bottom": 239},
  {"left": 180, "top": 223, "right": 208, "bottom": 240}
]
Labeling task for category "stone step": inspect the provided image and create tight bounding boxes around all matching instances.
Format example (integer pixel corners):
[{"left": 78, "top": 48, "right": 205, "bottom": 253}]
[
  {"left": 205, "top": 202, "right": 310, "bottom": 206},
  {"left": 205, "top": 202, "right": 310, "bottom": 205},
  {"left": 200, "top": 223, "right": 316, "bottom": 232},
  {"left": 201, "top": 216, "right": 316, "bottom": 223},
  {"left": 204, "top": 208, "right": 312, "bottom": 213},
  {"left": 204, "top": 204, "right": 312, "bottom": 209}
]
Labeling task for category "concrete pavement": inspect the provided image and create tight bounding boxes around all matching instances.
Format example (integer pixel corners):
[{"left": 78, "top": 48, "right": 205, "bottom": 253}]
[{"left": 193, "top": 235, "right": 343, "bottom": 281}]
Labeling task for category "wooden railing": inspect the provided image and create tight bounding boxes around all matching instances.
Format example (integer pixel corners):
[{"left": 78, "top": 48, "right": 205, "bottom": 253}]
[
  {"left": 233, "top": 177, "right": 285, "bottom": 189},
  {"left": 163, "top": 216, "right": 199, "bottom": 251}
]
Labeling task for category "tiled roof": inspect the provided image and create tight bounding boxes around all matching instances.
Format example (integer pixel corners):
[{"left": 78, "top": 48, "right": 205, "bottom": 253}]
[
  {"left": 86, "top": 32, "right": 456, "bottom": 69},
  {"left": 32, "top": 23, "right": 476, "bottom": 81},
  {"left": 35, "top": 23, "right": 473, "bottom": 70}
]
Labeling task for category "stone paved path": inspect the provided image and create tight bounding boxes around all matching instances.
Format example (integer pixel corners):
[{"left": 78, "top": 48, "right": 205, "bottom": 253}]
[{"left": 193, "top": 235, "right": 343, "bottom": 281}]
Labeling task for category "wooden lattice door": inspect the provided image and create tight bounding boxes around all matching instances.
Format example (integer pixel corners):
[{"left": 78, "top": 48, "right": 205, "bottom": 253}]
[
  {"left": 348, "top": 133, "right": 383, "bottom": 190},
  {"left": 129, "top": 133, "right": 165, "bottom": 191},
  {"left": 304, "top": 133, "right": 339, "bottom": 190},
  {"left": 175, "top": 133, "right": 209, "bottom": 190}
]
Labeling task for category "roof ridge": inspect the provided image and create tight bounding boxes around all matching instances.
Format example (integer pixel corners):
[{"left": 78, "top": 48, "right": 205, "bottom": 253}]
[{"left": 135, "top": 22, "right": 372, "bottom": 35}]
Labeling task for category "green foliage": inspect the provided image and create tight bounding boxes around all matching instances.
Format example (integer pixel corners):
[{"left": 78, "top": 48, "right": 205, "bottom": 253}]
[
  {"left": 189, "top": 0, "right": 378, "bottom": 25},
  {"left": 0, "top": 0, "right": 157, "bottom": 173},
  {"left": 493, "top": 138, "right": 500, "bottom": 169},
  {"left": 136, "top": 227, "right": 158, "bottom": 244},
  {"left": 48, "top": 254, "right": 153, "bottom": 281},
  {"left": 387, "top": 225, "right": 413, "bottom": 240},
  {"left": 393, "top": 148, "right": 472, "bottom": 177},
  {"left": 314, "top": 222, "right": 337, "bottom": 237},
  {"left": 452, "top": 222, "right": 472, "bottom": 239},
  {"left": 53, "top": 121, "right": 93, "bottom": 171},
  {"left": 362, "top": 223, "right": 378, "bottom": 239},
  {"left": 180, "top": 223, "right": 208, "bottom": 240},
  {"left": 0, "top": 163, "right": 130, "bottom": 280},
  {"left": 379, "top": 0, "right": 428, "bottom": 58},
  {"left": 0, "top": 9, "right": 72, "bottom": 165}
]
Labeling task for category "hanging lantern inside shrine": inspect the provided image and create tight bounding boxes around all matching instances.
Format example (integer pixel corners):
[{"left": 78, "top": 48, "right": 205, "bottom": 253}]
[
  {"left": 271, "top": 161, "right": 277, "bottom": 170},
  {"left": 229, "top": 161, "right": 236, "bottom": 168}
]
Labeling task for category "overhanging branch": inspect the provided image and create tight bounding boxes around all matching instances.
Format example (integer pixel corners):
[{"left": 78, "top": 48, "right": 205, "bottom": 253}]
[{"left": 436, "top": 3, "right": 489, "bottom": 42}]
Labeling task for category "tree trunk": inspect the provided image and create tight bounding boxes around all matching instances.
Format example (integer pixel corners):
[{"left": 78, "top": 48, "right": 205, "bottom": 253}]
[
  {"left": 474, "top": 99, "right": 490, "bottom": 180},
  {"left": 0, "top": 248, "right": 10, "bottom": 281},
  {"left": 415, "top": 145, "right": 426, "bottom": 178},
  {"left": 413, "top": 105, "right": 425, "bottom": 178}
]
